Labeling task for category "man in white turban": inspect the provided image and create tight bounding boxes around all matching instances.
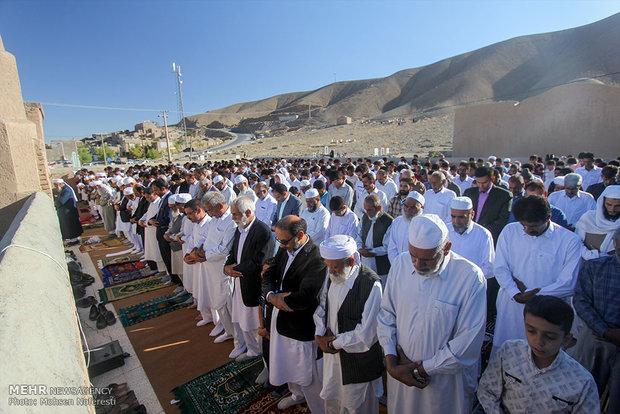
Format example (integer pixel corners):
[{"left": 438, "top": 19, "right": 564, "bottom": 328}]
[
  {"left": 575, "top": 185, "right": 620, "bottom": 260},
  {"left": 377, "top": 214, "right": 487, "bottom": 414},
  {"left": 314, "top": 235, "right": 383, "bottom": 414}
]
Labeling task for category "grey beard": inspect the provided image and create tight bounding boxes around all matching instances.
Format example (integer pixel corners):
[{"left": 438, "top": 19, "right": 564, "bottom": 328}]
[
  {"left": 329, "top": 265, "right": 353, "bottom": 284},
  {"left": 308, "top": 205, "right": 317, "bottom": 213},
  {"left": 453, "top": 224, "right": 468, "bottom": 235}
]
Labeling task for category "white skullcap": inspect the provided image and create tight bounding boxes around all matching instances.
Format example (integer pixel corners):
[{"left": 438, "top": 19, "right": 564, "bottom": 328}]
[
  {"left": 409, "top": 214, "right": 449, "bottom": 249},
  {"left": 234, "top": 175, "right": 248, "bottom": 184},
  {"left": 300, "top": 179, "right": 311, "bottom": 187},
  {"left": 96, "top": 172, "right": 106, "bottom": 177},
  {"left": 88, "top": 175, "right": 95, "bottom": 179},
  {"left": 111, "top": 176, "right": 123, "bottom": 184},
  {"left": 123, "top": 177, "right": 135, "bottom": 185},
  {"left": 504, "top": 158, "right": 511, "bottom": 162},
  {"left": 90, "top": 180, "right": 101, "bottom": 187},
  {"left": 554, "top": 176, "right": 565, "bottom": 186},
  {"left": 564, "top": 173, "right": 582, "bottom": 187},
  {"left": 123, "top": 187, "right": 134, "bottom": 196},
  {"left": 488, "top": 156, "right": 497, "bottom": 161},
  {"left": 52, "top": 178, "right": 64, "bottom": 184},
  {"left": 167, "top": 194, "right": 177, "bottom": 204},
  {"left": 213, "top": 175, "right": 224, "bottom": 184},
  {"left": 407, "top": 191, "right": 425, "bottom": 206},
  {"left": 451, "top": 196, "right": 473, "bottom": 210},
  {"left": 77, "top": 182, "right": 85, "bottom": 187},
  {"left": 320, "top": 235, "right": 359, "bottom": 262},
  {"left": 176, "top": 193, "right": 192, "bottom": 204},
  {"left": 305, "top": 188, "right": 319, "bottom": 199},
  {"left": 133, "top": 174, "right": 140, "bottom": 180}
]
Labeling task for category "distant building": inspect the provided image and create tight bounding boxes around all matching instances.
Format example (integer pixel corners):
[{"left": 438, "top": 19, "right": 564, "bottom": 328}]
[{"left": 337, "top": 116, "right": 352, "bottom": 125}]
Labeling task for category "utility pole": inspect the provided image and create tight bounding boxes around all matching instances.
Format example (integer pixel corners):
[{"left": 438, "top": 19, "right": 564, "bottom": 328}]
[
  {"left": 308, "top": 103, "right": 311, "bottom": 119},
  {"left": 161, "top": 111, "right": 172, "bottom": 162},
  {"left": 101, "top": 135, "right": 108, "bottom": 166},
  {"left": 172, "top": 62, "right": 189, "bottom": 160}
]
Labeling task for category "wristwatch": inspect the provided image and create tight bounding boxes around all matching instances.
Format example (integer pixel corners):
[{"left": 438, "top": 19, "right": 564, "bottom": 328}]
[{"left": 413, "top": 367, "right": 426, "bottom": 383}]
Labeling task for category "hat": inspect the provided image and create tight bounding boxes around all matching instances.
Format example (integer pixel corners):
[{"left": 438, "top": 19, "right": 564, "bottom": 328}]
[
  {"left": 123, "top": 177, "right": 135, "bottom": 186},
  {"left": 305, "top": 188, "right": 319, "bottom": 199},
  {"left": 406, "top": 191, "right": 425, "bottom": 206},
  {"left": 167, "top": 194, "right": 177, "bottom": 204},
  {"left": 300, "top": 179, "right": 311, "bottom": 187},
  {"left": 77, "top": 182, "right": 85, "bottom": 187},
  {"left": 320, "top": 235, "right": 359, "bottom": 264},
  {"left": 234, "top": 175, "right": 248, "bottom": 184},
  {"left": 176, "top": 193, "right": 192, "bottom": 204},
  {"left": 123, "top": 187, "right": 134, "bottom": 196},
  {"left": 409, "top": 214, "right": 448, "bottom": 249},
  {"left": 488, "top": 156, "right": 497, "bottom": 161},
  {"left": 554, "top": 176, "right": 565, "bottom": 186},
  {"left": 52, "top": 178, "right": 65, "bottom": 184},
  {"left": 504, "top": 158, "right": 511, "bottom": 163},
  {"left": 90, "top": 180, "right": 102, "bottom": 187},
  {"left": 96, "top": 172, "right": 106, "bottom": 178},
  {"left": 564, "top": 173, "right": 582, "bottom": 187},
  {"left": 213, "top": 175, "right": 224, "bottom": 184},
  {"left": 451, "top": 196, "right": 472, "bottom": 210}
]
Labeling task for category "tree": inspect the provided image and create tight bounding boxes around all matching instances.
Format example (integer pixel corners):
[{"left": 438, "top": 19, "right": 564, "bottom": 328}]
[
  {"left": 95, "top": 146, "right": 117, "bottom": 160},
  {"left": 77, "top": 144, "right": 92, "bottom": 164},
  {"left": 128, "top": 145, "right": 146, "bottom": 159},
  {"left": 146, "top": 148, "right": 162, "bottom": 159}
]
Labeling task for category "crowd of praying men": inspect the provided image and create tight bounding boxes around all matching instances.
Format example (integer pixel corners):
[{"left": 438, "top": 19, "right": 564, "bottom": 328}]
[{"left": 58, "top": 151, "right": 620, "bottom": 413}]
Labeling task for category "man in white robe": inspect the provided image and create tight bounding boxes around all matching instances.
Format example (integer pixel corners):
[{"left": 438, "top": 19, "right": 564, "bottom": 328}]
[
  {"left": 493, "top": 195, "right": 582, "bottom": 351},
  {"left": 254, "top": 182, "right": 277, "bottom": 227},
  {"left": 424, "top": 171, "right": 456, "bottom": 224},
  {"left": 353, "top": 173, "right": 388, "bottom": 219},
  {"left": 547, "top": 173, "right": 596, "bottom": 230},
  {"left": 234, "top": 175, "right": 257, "bottom": 202},
  {"left": 356, "top": 194, "right": 393, "bottom": 286},
  {"left": 375, "top": 169, "right": 398, "bottom": 202},
  {"left": 377, "top": 214, "right": 487, "bottom": 414},
  {"left": 387, "top": 191, "right": 425, "bottom": 263},
  {"left": 325, "top": 196, "right": 360, "bottom": 240},
  {"left": 314, "top": 235, "right": 383, "bottom": 414},
  {"left": 300, "top": 189, "right": 330, "bottom": 246},
  {"left": 139, "top": 189, "right": 165, "bottom": 273},
  {"left": 213, "top": 174, "right": 237, "bottom": 205}
]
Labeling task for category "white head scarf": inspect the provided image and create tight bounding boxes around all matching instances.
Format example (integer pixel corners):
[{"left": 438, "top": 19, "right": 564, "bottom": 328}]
[
  {"left": 575, "top": 185, "right": 620, "bottom": 254},
  {"left": 320, "top": 235, "right": 360, "bottom": 265}
]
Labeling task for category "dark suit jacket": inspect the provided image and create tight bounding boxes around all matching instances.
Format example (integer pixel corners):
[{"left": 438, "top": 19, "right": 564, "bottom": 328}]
[
  {"left": 463, "top": 185, "right": 512, "bottom": 243},
  {"left": 131, "top": 196, "right": 149, "bottom": 236},
  {"left": 271, "top": 194, "right": 303, "bottom": 226},
  {"left": 119, "top": 197, "right": 132, "bottom": 222},
  {"left": 261, "top": 237, "right": 327, "bottom": 341},
  {"left": 153, "top": 192, "right": 172, "bottom": 239},
  {"left": 225, "top": 218, "right": 275, "bottom": 307}
]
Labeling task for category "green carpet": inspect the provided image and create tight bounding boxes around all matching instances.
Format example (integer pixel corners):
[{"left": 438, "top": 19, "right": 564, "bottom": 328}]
[
  {"left": 119, "top": 292, "right": 192, "bottom": 327},
  {"left": 97, "top": 274, "right": 171, "bottom": 303},
  {"left": 171, "top": 357, "right": 265, "bottom": 414}
]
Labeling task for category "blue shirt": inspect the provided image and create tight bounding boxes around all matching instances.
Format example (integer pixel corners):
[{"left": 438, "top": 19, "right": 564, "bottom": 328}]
[{"left": 574, "top": 254, "right": 620, "bottom": 337}]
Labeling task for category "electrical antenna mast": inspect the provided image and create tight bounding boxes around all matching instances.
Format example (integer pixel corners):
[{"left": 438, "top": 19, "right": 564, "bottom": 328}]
[{"left": 172, "top": 62, "right": 191, "bottom": 160}]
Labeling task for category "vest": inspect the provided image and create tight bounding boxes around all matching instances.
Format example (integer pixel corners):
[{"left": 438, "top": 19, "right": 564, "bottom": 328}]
[
  {"left": 361, "top": 212, "right": 393, "bottom": 275},
  {"left": 325, "top": 265, "right": 384, "bottom": 385}
]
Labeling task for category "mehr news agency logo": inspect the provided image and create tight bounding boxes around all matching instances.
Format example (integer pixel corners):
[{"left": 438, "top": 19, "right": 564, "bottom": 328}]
[{"left": 8, "top": 384, "right": 117, "bottom": 407}]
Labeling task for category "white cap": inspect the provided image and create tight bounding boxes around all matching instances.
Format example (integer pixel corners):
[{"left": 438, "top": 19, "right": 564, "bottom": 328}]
[
  {"left": 450, "top": 196, "right": 473, "bottom": 210},
  {"left": 504, "top": 158, "right": 511, "bottom": 163},
  {"left": 407, "top": 191, "right": 425, "bottom": 206},
  {"left": 564, "top": 173, "right": 582, "bottom": 187},
  {"left": 96, "top": 172, "right": 106, "bottom": 177},
  {"left": 320, "top": 235, "right": 359, "bottom": 264},
  {"left": 123, "top": 177, "right": 135, "bottom": 186},
  {"left": 52, "top": 178, "right": 64, "bottom": 184},
  {"left": 176, "top": 193, "right": 192, "bottom": 204},
  {"left": 168, "top": 194, "right": 177, "bottom": 204},
  {"left": 409, "top": 214, "right": 449, "bottom": 249},
  {"left": 234, "top": 175, "right": 248, "bottom": 184},
  {"left": 305, "top": 188, "right": 319, "bottom": 199},
  {"left": 123, "top": 187, "right": 134, "bottom": 196},
  {"left": 90, "top": 180, "right": 102, "bottom": 187},
  {"left": 213, "top": 175, "right": 224, "bottom": 184},
  {"left": 488, "top": 156, "right": 497, "bottom": 161},
  {"left": 77, "top": 182, "right": 85, "bottom": 187},
  {"left": 554, "top": 176, "right": 565, "bottom": 186},
  {"left": 300, "top": 179, "right": 311, "bottom": 187}
]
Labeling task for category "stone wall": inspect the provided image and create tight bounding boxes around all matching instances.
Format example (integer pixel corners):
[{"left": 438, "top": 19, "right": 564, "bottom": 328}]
[{"left": 453, "top": 81, "right": 620, "bottom": 158}]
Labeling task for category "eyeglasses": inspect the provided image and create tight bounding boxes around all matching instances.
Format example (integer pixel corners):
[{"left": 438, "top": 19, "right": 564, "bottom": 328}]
[{"left": 276, "top": 235, "right": 295, "bottom": 245}]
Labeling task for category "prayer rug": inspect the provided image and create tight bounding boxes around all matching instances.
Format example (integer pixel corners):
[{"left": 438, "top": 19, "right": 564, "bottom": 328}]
[
  {"left": 82, "top": 222, "right": 104, "bottom": 229},
  {"left": 98, "top": 253, "right": 144, "bottom": 268},
  {"left": 79, "top": 238, "right": 124, "bottom": 252},
  {"left": 119, "top": 292, "right": 192, "bottom": 327},
  {"left": 239, "top": 391, "right": 311, "bottom": 414},
  {"left": 171, "top": 357, "right": 265, "bottom": 414},
  {"left": 97, "top": 275, "right": 171, "bottom": 303},
  {"left": 102, "top": 267, "right": 155, "bottom": 287}
]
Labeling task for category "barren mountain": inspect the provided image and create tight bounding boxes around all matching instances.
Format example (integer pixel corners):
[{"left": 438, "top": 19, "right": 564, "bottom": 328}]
[{"left": 186, "top": 13, "right": 620, "bottom": 132}]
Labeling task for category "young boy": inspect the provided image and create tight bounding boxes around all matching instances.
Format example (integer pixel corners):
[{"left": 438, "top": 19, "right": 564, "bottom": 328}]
[{"left": 478, "top": 295, "right": 599, "bottom": 413}]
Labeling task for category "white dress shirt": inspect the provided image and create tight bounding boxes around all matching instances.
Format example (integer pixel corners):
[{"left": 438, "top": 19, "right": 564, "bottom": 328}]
[
  {"left": 447, "top": 221, "right": 495, "bottom": 278},
  {"left": 325, "top": 209, "right": 360, "bottom": 240},
  {"left": 255, "top": 194, "right": 278, "bottom": 226},
  {"left": 386, "top": 216, "right": 411, "bottom": 263},
  {"left": 454, "top": 175, "right": 474, "bottom": 194},
  {"left": 377, "top": 251, "right": 487, "bottom": 414},
  {"left": 575, "top": 165, "right": 602, "bottom": 191},
  {"left": 353, "top": 187, "right": 389, "bottom": 218},
  {"left": 547, "top": 190, "right": 596, "bottom": 226},
  {"left": 232, "top": 218, "right": 259, "bottom": 331},
  {"left": 300, "top": 205, "right": 330, "bottom": 245},
  {"left": 376, "top": 179, "right": 398, "bottom": 202},
  {"left": 356, "top": 216, "right": 391, "bottom": 276},
  {"left": 424, "top": 187, "right": 456, "bottom": 224}
]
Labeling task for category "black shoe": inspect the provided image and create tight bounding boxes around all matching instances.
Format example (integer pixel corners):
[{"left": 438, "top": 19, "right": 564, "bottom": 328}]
[
  {"left": 105, "top": 311, "right": 116, "bottom": 326},
  {"left": 73, "top": 285, "right": 86, "bottom": 299},
  {"left": 77, "top": 296, "right": 97, "bottom": 308},
  {"left": 89, "top": 305, "right": 99, "bottom": 321},
  {"left": 96, "top": 313, "right": 107, "bottom": 329}
]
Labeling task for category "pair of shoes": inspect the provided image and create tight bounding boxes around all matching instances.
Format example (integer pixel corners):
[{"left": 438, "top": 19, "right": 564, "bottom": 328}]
[
  {"left": 172, "top": 286, "right": 185, "bottom": 295},
  {"left": 255, "top": 366, "right": 269, "bottom": 384},
  {"left": 234, "top": 351, "right": 253, "bottom": 361},
  {"left": 76, "top": 296, "right": 97, "bottom": 308},
  {"left": 196, "top": 319, "right": 210, "bottom": 327},
  {"left": 277, "top": 395, "right": 305, "bottom": 410},
  {"left": 209, "top": 324, "right": 224, "bottom": 337},
  {"left": 91, "top": 304, "right": 116, "bottom": 329},
  {"left": 271, "top": 384, "right": 289, "bottom": 398},
  {"left": 214, "top": 333, "right": 233, "bottom": 344},
  {"left": 229, "top": 345, "right": 247, "bottom": 359}
]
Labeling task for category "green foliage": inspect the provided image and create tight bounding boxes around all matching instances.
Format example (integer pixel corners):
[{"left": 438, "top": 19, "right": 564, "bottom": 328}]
[
  {"left": 94, "top": 146, "right": 117, "bottom": 160},
  {"left": 128, "top": 145, "right": 146, "bottom": 159},
  {"left": 77, "top": 144, "right": 92, "bottom": 164},
  {"left": 146, "top": 148, "right": 162, "bottom": 159}
]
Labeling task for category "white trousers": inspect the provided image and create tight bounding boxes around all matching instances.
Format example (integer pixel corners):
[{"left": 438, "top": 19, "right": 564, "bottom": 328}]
[{"left": 288, "top": 357, "right": 325, "bottom": 414}]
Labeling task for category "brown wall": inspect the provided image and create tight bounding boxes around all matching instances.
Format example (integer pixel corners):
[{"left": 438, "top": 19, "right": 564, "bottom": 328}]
[{"left": 453, "top": 82, "right": 620, "bottom": 158}]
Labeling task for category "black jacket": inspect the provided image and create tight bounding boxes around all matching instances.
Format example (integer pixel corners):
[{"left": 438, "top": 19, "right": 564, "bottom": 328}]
[
  {"left": 262, "top": 237, "right": 326, "bottom": 341},
  {"left": 131, "top": 196, "right": 149, "bottom": 236},
  {"left": 464, "top": 185, "right": 512, "bottom": 244},
  {"left": 225, "top": 219, "right": 275, "bottom": 307}
]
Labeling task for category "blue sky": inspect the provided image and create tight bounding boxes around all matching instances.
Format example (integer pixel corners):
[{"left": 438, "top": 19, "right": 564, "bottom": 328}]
[{"left": 1, "top": 0, "right": 618, "bottom": 141}]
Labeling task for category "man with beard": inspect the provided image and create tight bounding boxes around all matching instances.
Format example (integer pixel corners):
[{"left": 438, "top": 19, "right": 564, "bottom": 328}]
[
  {"left": 575, "top": 185, "right": 620, "bottom": 260},
  {"left": 447, "top": 197, "right": 496, "bottom": 320},
  {"left": 377, "top": 214, "right": 487, "bottom": 413},
  {"left": 453, "top": 162, "right": 474, "bottom": 195},
  {"left": 224, "top": 197, "right": 275, "bottom": 361},
  {"left": 387, "top": 177, "right": 415, "bottom": 218},
  {"left": 586, "top": 165, "right": 619, "bottom": 201},
  {"left": 387, "top": 191, "right": 425, "bottom": 263},
  {"left": 547, "top": 173, "right": 596, "bottom": 230},
  {"left": 353, "top": 173, "right": 389, "bottom": 219},
  {"left": 314, "top": 235, "right": 383, "bottom": 414},
  {"left": 424, "top": 171, "right": 456, "bottom": 224},
  {"left": 493, "top": 195, "right": 581, "bottom": 352},
  {"left": 357, "top": 194, "right": 393, "bottom": 287},
  {"left": 261, "top": 216, "right": 327, "bottom": 412},
  {"left": 254, "top": 182, "right": 278, "bottom": 227},
  {"left": 300, "top": 188, "right": 330, "bottom": 246},
  {"left": 233, "top": 175, "right": 257, "bottom": 202},
  {"left": 213, "top": 174, "right": 237, "bottom": 205}
]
